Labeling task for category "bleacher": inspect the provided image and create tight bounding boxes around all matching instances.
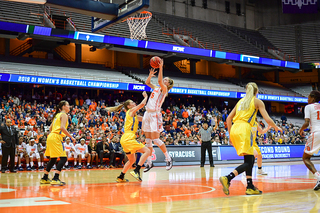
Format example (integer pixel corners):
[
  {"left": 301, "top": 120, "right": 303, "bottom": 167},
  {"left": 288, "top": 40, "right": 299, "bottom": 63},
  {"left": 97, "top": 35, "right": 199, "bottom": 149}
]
[
  {"left": 259, "top": 25, "right": 297, "bottom": 62},
  {"left": 152, "top": 12, "right": 271, "bottom": 58},
  {"left": 285, "top": 84, "right": 313, "bottom": 97},
  {"left": 229, "top": 78, "right": 301, "bottom": 96},
  {"left": 225, "top": 25, "right": 277, "bottom": 52},
  {"left": 300, "top": 22, "right": 320, "bottom": 63},
  {"left": 0, "top": 61, "right": 140, "bottom": 84},
  {"left": 0, "top": 0, "right": 43, "bottom": 26}
]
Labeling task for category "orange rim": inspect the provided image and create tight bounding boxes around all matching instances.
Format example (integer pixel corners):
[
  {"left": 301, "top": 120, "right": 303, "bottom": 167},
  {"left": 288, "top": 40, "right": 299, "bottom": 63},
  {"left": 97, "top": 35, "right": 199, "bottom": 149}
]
[{"left": 124, "top": 11, "right": 152, "bottom": 22}]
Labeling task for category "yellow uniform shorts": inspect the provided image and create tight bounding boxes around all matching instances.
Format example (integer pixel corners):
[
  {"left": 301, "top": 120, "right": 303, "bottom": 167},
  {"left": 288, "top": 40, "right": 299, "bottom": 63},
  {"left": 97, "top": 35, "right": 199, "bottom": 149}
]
[
  {"left": 252, "top": 141, "right": 262, "bottom": 155},
  {"left": 44, "top": 133, "right": 66, "bottom": 158},
  {"left": 120, "top": 133, "right": 145, "bottom": 154},
  {"left": 230, "top": 121, "right": 254, "bottom": 156}
]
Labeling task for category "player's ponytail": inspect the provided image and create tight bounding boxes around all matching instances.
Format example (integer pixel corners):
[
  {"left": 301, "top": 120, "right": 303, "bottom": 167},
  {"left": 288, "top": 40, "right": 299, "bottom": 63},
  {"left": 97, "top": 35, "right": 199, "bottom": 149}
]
[
  {"left": 309, "top": 90, "right": 320, "bottom": 102},
  {"left": 106, "top": 100, "right": 132, "bottom": 112},
  {"left": 241, "top": 82, "right": 258, "bottom": 111},
  {"left": 167, "top": 78, "right": 174, "bottom": 91},
  {"left": 53, "top": 100, "right": 68, "bottom": 120}
]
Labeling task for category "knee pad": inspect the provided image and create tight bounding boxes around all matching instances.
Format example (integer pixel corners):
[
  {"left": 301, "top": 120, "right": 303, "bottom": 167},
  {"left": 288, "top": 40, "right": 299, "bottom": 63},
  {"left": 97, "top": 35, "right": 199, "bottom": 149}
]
[
  {"left": 145, "top": 138, "right": 153, "bottom": 147},
  {"left": 153, "top": 139, "right": 164, "bottom": 147}
]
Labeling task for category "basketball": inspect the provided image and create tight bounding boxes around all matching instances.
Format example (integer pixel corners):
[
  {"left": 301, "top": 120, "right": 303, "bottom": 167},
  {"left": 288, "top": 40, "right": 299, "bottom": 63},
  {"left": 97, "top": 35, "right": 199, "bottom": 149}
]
[{"left": 150, "top": 56, "right": 161, "bottom": 68}]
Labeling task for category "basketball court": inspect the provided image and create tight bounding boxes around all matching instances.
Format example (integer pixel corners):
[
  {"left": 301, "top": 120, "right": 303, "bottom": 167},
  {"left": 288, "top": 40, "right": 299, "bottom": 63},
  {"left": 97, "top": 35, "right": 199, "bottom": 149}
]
[{"left": 1, "top": 161, "right": 319, "bottom": 213}]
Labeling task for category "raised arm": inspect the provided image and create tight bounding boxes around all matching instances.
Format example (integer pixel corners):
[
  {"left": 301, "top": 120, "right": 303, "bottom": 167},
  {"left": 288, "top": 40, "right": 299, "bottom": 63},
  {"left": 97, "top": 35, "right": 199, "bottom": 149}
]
[
  {"left": 157, "top": 59, "right": 168, "bottom": 94},
  {"left": 255, "top": 98, "right": 282, "bottom": 132},
  {"left": 129, "top": 92, "right": 148, "bottom": 117},
  {"left": 145, "top": 68, "right": 157, "bottom": 90}
]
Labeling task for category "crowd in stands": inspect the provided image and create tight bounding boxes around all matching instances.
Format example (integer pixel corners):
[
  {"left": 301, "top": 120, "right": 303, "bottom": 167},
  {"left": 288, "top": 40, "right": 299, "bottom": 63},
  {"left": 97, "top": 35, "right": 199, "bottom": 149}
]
[{"left": 0, "top": 94, "right": 309, "bottom": 171}]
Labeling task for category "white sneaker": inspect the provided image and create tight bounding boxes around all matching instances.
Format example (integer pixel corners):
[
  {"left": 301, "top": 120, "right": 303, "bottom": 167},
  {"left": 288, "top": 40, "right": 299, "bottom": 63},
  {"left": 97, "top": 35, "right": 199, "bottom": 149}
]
[
  {"left": 166, "top": 157, "right": 173, "bottom": 171},
  {"left": 257, "top": 169, "right": 268, "bottom": 175}
]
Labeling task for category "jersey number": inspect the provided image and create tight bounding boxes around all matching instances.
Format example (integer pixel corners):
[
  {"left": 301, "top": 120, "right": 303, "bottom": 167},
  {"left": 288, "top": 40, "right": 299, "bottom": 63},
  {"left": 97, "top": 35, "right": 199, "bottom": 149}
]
[
  {"left": 317, "top": 111, "right": 320, "bottom": 120},
  {"left": 150, "top": 93, "right": 155, "bottom": 99}
]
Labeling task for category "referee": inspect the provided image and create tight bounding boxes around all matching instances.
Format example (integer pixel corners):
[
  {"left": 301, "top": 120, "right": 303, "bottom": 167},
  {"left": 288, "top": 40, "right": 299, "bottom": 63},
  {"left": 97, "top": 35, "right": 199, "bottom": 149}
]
[{"left": 197, "top": 123, "right": 214, "bottom": 167}]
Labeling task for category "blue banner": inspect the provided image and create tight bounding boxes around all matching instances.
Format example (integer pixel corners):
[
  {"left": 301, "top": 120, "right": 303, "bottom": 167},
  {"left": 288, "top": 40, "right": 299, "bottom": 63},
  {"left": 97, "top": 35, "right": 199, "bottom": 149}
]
[
  {"left": 8, "top": 74, "right": 128, "bottom": 90},
  {"left": 170, "top": 87, "right": 238, "bottom": 98},
  {"left": 0, "top": 21, "right": 301, "bottom": 69},
  {"left": 237, "top": 92, "right": 308, "bottom": 103},
  {"left": 219, "top": 145, "right": 306, "bottom": 160},
  {"left": 0, "top": 73, "right": 308, "bottom": 102}
]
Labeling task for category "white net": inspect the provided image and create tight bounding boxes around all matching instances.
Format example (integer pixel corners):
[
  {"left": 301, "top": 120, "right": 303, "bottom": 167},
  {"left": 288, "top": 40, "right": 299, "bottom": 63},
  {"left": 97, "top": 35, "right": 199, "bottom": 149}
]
[{"left": 126, "top": 11, "right": 152, "bottom": 40}]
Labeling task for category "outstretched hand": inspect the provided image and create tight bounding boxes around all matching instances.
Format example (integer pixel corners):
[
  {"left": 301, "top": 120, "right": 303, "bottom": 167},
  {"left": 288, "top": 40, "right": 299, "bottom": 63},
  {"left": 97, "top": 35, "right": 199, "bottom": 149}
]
[
  {"left": 159, "top": 59, "right": 164, "bottom": 67},
  {"left": 149, "top": 68, "right": 157, "bottom": 77}
]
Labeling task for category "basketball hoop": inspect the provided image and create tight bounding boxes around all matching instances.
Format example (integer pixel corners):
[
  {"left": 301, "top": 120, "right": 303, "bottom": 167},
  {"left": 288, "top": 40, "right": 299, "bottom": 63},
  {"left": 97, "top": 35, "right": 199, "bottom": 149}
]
[{"left": 126, "top": 11, "right": 152, "bottom": 40}]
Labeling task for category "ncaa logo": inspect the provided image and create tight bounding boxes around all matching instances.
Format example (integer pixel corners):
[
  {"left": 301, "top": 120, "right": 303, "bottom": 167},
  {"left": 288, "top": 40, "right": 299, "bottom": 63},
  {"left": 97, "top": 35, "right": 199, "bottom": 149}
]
[
  {"left": 133, "top": 85, "right": 145, "bottom": 90},
  {"left": 173, "top": 46, "right": 185, "bottom": 52}
]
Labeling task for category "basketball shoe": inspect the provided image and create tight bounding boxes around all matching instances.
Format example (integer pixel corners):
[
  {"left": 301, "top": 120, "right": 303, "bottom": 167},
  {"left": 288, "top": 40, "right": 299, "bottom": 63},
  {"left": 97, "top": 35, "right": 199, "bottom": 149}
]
[
  {"left": 314, "top": 180, "right": 320, "bottom": 191},
  {"left": 116, "top": 177, "right": 129, "bottom": 183},
  {"left": 144, "top": 162, "right": 154, "bottom": 173},
  {"left": 51, "top": 179, "right": 66, "bottom": 186},
  {"left": 130, "top": 170, "right": 142, "bottom": 182},
  {"left": 257, "top": 169, "right": 268, "bottom": 175},
  {"left": 219, "top": 176, "right": 230, "bottom": 195},
  {"left": 246, "top": 186, "right": 262, "bottom": 195},
  {"left": 40, "top": 178, "right": 51, "bottom": 184},
  {"left": 166, "top": 157, "right": 173, "bottom": 171}
]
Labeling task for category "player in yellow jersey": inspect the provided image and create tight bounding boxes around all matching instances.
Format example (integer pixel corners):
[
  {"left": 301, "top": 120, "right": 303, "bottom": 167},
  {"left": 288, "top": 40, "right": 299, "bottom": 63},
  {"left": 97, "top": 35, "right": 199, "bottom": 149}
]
[
  {"left": 106, "top": 92, "right": 151, "bottom": 182},
  {"left": 219, "top": 82, "right": 282, "bottom": 195},
  {"left": 40, "top": 101, "right": 75, "bottom": 186}
]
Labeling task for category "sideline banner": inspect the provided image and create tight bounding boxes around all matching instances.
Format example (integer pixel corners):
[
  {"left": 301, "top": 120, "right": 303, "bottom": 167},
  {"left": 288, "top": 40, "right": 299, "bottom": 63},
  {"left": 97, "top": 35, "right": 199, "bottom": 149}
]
[{"left": 152, "top": 146, "right": 219, "bottom": 163}]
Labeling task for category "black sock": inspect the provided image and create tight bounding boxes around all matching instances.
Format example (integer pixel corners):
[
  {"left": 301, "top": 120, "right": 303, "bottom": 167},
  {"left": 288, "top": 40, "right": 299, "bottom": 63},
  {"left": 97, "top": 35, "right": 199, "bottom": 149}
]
[
  {"left": 258, "top": 167, "right": 262, "bottom": 169},
  {"left": 53, "top": 173, "right": 59, "bottom": 180},
  {"left": 247, "top": 178, "right": 254, "bottom": 188},
  {"left": 43, "top": 174, "right": 48, "bottom": 180},
  {"left": 226, "top": 172, "right": 235, "bottom": 182},
  {"left": 135, "top": 165, "right": 142, "bottom": 172},
  {"left": 119, "top": 172, "right": 125, "bottom": 179}
]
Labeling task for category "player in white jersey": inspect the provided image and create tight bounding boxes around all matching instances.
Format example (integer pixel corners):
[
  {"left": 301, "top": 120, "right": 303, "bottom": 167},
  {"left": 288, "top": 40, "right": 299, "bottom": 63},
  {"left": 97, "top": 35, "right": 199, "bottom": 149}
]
[
  {"left": 300, "top": 90, "right": 320, "bottom": 190},
  {"left": 64, "top": 137, "right": 75, "bottom": 169},
  {"left": 27, "top": 138, "right": 41, "bottom": 170},
  {"left": 16, "top": 136, "right": 28, "bottom": 171},
  {"left": 38, "top": 137, "right": 47, "bottom": 170},
  {"left": 143, "top": 59, "right": 174, "bottom": 172},
  {"left": 74, "top": 138, "right": 91, "bottom": 169}
]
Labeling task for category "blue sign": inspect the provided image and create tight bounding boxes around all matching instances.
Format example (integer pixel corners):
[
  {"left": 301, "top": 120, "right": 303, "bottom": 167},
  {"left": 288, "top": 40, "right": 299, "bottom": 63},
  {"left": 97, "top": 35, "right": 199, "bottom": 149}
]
[
  {"left": 128, "top": 84, "right": 152, "bottom": 92},
  {"left": 8, "top": 74, "right": 128, "bottom": 90},
  {"left": 0, "top": 73, "right": 307, "bottom": 102},
  {"left": 237, "top": 92, "right": 308, "bottom": 103},
  {"left": 170, "top": 87, "right": 238, "bottom": 98},
  {"left": 219, "top": 145, "right": 306, "bottom": 160},
  {"left": 0, "top": 21, "right": 301, "bottom": 69}
]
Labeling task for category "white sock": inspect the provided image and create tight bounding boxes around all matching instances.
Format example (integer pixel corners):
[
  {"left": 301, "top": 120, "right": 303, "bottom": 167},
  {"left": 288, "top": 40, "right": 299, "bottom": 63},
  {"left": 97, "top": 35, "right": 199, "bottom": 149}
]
[
  {"left": 20, "top": 163, "right": 22, "bottom": 167},
  {"left": 30, "top": 162, "right": 34, "bottom": 167},
  {"left": 27, "top": 164, "right": 29, "bottom": 167},
  {"left": 38, "top": 162, "right": 41, "bottom": 167},
  {"left": 41, "top": 162, "right": 44, "bottom": 166},
  {"left": 87, "top": 163, "right": 90, "bottom": 166},
  {"left": 147, "top": 156, "right": 152, "bottom": 164},
  {"left": 315, "top": 172, "right": 320, "bottom": 180},
  {"left": 65, "top": 161, "right": 68, "bottom": 166},
  {"left": 164, "top": 152, "right": 170, "bottom": 160},
  {"left": 79, "top": 163, "right": 82, "bottom": 166},
  {"left": 0, "top": 165, "right": 1, "bottom": 170}
]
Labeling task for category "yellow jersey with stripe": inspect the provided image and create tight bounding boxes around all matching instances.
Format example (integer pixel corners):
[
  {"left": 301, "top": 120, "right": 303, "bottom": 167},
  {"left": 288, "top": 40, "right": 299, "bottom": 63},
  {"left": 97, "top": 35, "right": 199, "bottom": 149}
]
[
  {"left": 51, "top": 112, "right": 68, "bottom": 137},
  {"left": 124, "top": 109, "right": 138, "bottom": 134},
  {"left": 233, "top": 97, "right": 257, "bottom": 126},
  {"left": 251, "top": 122, "right": 257, "bottom": 142}
]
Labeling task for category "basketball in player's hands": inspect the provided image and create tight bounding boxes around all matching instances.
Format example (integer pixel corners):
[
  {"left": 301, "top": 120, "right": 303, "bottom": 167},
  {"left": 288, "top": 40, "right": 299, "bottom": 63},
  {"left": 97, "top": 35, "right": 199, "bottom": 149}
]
[{"left": 150, "top": 56, "right": 161, "bottom": 68}]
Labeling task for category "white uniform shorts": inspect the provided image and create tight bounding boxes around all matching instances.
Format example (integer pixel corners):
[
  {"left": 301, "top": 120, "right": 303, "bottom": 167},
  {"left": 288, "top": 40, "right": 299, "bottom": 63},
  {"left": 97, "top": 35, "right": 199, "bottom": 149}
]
[
  {"left": 29, "top": 152, "right": 40, "bottom": 159},
  {"left": 78, "top": 153, "right": 86, "bottom": 159},
  {"left": 66, "top": 151, "right": 75, "bottom": 158},
  {"left": 305, "top": 132, "right": 320, "bottom": 155},
  {"left": 142, "top": 111, "right": 164, "bottom": 133},
  {"left": 0, "top": 150, "right": 2, "bottom": 156}
]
